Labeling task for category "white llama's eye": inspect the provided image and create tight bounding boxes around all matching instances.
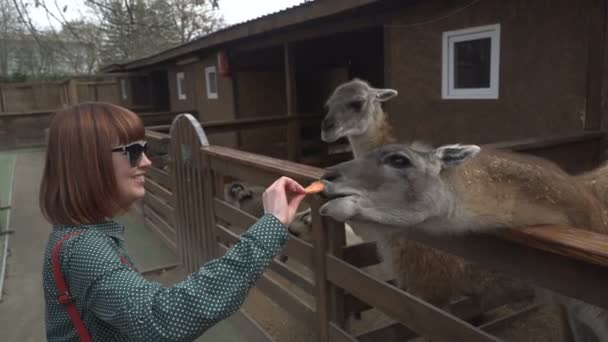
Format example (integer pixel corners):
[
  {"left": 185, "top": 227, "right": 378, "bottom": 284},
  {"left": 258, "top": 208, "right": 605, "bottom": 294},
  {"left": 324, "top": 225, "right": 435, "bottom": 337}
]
[
  {"left": 385, "top": 154, "right": 411, "bottom": 168},
  {"left": 347, "top": 100, "right": 364, "bottom": 111}
]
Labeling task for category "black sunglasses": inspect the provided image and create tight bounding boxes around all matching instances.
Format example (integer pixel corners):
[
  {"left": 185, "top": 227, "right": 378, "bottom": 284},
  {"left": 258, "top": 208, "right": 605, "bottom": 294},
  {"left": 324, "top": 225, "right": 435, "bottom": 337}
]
[{"left": 112, "top": 140, "right": 147, "bottom": 167}]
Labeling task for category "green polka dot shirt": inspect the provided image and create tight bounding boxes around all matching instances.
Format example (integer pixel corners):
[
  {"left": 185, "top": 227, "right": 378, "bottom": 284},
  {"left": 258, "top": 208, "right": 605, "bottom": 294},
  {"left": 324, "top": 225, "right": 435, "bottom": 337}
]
[{"left": 42, "top": 214, "right": 288, "bottom": 341}]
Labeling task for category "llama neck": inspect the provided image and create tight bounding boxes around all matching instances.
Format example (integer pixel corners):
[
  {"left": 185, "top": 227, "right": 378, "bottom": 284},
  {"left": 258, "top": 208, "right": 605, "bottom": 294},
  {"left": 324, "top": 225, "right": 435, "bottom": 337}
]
[{"left": 348, "top": 108, "right": 395, "bottom": 158}]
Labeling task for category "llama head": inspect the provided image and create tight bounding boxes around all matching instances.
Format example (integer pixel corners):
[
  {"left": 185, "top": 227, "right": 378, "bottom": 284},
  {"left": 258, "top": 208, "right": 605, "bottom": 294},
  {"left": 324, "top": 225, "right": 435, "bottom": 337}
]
[{"left": 321, "top": 78, "right": 397, "bottom": 143}]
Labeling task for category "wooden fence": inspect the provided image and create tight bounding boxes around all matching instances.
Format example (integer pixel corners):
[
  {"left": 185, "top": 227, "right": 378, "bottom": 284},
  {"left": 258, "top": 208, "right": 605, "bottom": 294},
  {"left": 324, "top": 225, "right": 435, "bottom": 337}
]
[
  {"left": 0, "top": 107, "right": 188, "bottom": 150},
  {"left": 142, "top": 113, "right": 608, "bottom": 341},
  {"left": 0, "top": 78, "right": 122, "bottom": 113}
]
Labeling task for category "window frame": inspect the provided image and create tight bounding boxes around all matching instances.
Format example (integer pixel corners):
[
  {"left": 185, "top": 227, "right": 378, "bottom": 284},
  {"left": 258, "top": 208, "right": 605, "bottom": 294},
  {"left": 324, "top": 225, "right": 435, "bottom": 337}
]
[
  {"left": 205, "top": 66, "right": 218, "bottom": 99},
  {"left": 442, "top": 23, "right": 501, "bottom": 100},
  {"left": 120, "top": 79, "right": 128, "bottom": 100},
  {"left": 176, "top": 71, "right": 187, "bottom": 100}
]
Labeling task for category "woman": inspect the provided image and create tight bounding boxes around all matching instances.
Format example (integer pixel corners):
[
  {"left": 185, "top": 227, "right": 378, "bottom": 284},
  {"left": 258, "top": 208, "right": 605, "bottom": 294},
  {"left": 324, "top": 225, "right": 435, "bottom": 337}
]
[{"left": 40, "top": 102, "right": 306, "bottom": 341}]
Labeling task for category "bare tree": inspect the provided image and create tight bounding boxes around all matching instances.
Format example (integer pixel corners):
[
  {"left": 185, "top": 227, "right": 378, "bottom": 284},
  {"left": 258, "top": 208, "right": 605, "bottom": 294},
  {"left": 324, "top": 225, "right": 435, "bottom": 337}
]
[
  {"left": 2, "top": 0, "right": 224, "bottom": 80},
  {"left": 0, "top": 0, "right": 26, "bottom": 79},
  {"left": 86, "top": 0, "right": 225, "bottom": 64}
]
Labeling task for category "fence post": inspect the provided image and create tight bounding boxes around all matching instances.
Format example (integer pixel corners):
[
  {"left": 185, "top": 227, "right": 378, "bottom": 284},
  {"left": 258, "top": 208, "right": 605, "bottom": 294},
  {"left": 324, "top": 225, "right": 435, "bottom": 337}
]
[
  {"left": 170, "top": 113, "right": 216, "bottom": 273},
  {"left": 0, "top": 85, "right": 5, "bottom": 112},
  {"left": 67, "top": 79, "right": 78, "bottom": 105},
  {"left": 311, "top": 197, "right": 348, "bottom": 341}
]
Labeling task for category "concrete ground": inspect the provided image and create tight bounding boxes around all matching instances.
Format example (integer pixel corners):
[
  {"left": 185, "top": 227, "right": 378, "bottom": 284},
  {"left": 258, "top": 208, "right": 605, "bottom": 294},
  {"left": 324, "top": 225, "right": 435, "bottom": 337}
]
[{"left": 0, "top": 149, "right": 249, "bottom": 341}]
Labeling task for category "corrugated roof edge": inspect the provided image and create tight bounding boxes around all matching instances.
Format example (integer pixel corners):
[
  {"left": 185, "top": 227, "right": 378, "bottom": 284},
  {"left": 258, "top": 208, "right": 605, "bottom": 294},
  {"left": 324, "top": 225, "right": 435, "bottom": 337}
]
[{"left": 101, "top": 0, "right": 380, "bottom": 72}]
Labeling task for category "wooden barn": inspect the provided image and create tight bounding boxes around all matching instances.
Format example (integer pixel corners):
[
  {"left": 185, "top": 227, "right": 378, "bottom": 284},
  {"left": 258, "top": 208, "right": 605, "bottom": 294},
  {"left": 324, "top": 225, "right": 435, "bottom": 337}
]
[
  {"left": 99, "top": 1, "right": 608, "bottom": 341},
  {"left": 104, "top": 0, "right": 608, "bottom": 159}
]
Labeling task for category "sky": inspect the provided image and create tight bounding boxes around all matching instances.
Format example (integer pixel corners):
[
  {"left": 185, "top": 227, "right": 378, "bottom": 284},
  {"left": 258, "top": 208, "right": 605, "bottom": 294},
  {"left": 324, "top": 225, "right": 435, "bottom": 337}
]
[{"left": 28, "top": 0, "right": 307, "bottom": 29}]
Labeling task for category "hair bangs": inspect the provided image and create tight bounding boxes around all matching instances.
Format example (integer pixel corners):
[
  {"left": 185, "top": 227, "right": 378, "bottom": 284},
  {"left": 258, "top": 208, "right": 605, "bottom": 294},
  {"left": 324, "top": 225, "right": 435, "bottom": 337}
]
[{"left": 99, "top": 103, "right": 145, "bottom": 146}]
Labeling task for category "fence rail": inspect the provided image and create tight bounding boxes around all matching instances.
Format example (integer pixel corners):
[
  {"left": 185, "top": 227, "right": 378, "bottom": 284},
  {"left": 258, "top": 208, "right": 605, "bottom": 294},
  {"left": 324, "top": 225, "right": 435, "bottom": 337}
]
[{"left": 141, "top": 113, "right": 608, "bottom": 341}]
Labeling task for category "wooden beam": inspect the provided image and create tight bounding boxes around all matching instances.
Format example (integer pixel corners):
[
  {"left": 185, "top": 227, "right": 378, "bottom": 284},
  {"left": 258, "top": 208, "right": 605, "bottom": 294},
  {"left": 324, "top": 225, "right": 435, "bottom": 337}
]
[
  {"left": 231, "top": 8, "right": 386, "bottom": 54},
  {"left": 284, "top": 42, "right": 301, "bottom": 161},
  {"left": 0, "top": 85, "right": 5, "bottom": 112},
  {"left": 584, "top": 0, "right": 607, "bottom": 130},
  {"left": 404, "top": 227, "right": 608, "bottom": 310},
  {"left": 67, "top": 79, "right": 78, "bottom": 105},
  {"left": 326, "top": 255, "right": 498, "bottom": 341}
]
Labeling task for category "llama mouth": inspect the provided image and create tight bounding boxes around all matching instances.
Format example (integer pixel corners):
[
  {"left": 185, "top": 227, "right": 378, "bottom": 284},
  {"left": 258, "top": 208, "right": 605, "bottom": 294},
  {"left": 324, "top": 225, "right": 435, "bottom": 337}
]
[{"left": 320, "top": 191, "right": 357, "bottom": 201}]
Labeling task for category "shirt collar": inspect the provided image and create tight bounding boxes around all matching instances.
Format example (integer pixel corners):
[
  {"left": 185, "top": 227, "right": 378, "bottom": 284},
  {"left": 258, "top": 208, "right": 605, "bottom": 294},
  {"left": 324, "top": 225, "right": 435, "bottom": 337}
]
[{"left": 54, "top": 220, "right": 126, "bottom": 241}]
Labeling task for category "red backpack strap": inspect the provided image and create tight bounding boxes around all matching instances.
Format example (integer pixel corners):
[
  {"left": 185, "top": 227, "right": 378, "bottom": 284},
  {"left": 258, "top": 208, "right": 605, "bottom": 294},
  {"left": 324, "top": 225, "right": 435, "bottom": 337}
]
[{"left": 51, "top": 231, "right": 92, "bottom": 342}]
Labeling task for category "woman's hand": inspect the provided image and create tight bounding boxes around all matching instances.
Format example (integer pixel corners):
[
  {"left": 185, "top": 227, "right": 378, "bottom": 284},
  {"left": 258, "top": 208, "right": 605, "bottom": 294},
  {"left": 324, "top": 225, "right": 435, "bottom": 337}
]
[{"left": 263, "top": 177, "right": 306, "bottom": 226}]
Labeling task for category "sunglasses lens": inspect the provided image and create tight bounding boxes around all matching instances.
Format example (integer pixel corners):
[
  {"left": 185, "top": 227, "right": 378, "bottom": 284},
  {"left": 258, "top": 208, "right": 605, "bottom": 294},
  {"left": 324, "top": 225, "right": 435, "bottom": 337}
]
[{"left": 126, "top": 143, "right": 146, "bottom": 167}]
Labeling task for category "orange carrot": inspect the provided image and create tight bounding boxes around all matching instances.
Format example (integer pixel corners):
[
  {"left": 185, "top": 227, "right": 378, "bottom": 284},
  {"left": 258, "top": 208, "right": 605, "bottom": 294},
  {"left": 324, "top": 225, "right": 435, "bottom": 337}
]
[{"left": 304, "top": 181, "right": 325, "bottom": 194}]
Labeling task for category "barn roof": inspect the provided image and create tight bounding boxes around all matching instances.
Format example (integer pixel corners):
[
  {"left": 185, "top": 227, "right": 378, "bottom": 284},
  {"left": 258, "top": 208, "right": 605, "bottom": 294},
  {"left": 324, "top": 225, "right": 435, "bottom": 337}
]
[{"left": 101, "top": 0, "right": 382, "bottom": 72}]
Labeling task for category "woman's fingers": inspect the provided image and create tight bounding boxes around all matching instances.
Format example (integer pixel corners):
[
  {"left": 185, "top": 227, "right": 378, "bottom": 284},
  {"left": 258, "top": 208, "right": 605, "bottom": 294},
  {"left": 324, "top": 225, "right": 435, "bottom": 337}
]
[{"left": 284, "top": 177, "right": 305, "bottom": 194}]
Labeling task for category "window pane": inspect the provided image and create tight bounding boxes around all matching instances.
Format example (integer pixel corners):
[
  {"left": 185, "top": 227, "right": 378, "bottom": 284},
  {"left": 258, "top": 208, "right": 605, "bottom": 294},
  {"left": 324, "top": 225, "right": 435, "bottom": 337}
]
[
  {"left": 178, "top": 75, "right": 186, "bottom": 95},
  {"left": 208, "top": 71, "right": 218, "bottom": 94},
  {"left": 454, "top": 37, "right": 491, "bottom": 89}
]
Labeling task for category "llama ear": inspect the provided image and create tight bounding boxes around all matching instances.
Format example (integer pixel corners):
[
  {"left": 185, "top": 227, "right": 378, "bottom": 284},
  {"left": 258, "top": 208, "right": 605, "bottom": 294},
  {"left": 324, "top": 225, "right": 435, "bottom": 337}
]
[
  {"left": 374, "top": 88, "right": 398, "bottom": 102},
  {"left": 434, "top": 144, "right": 480, "bottom": 168}
]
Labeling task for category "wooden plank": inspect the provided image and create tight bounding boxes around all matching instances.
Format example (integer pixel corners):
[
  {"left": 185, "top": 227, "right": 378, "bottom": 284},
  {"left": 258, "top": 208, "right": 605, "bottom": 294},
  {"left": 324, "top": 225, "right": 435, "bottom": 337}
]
[
  {"left": 400, "top": 229, "right": 608, "bottom": 310},
  {"left": 483, "top": 131, "right": 604, "bottom": 152},
  {"left": 143, "top": 204, "right": 176, "bottom": 238},
  {"left": 0, "top": 86, "right": 5, "bottom": 112},
  {"left": 232, "top": 310, "right": 273, "bottom": 342},
  {"left": 146, "top": 114, "right": 321, "bottom": 135},
  {"left": 208, "top": 154, "right": 281, "bottom": 188},
  {"left": 342, "top": 241, "right": 381, "bottom": 268},
  {"left": 214, "top": 197, "right": 258, "bottom": 229},
  {"left": 329, "top": 322, "right": 358, "bottom": 342},
  {"left": 145, "top": 129, "right": 170, "bottom": 141},
  {"left": 218, "top": 244, "right": 317, "bottom": 330},
  {"left": 216, "top": 223, "right": 315, "bottom": 295},
  {"left": 144, "top": 192, "right": 174, "bottom": 226},
  {"left": 144, "top": 217, "right": 177, "bottom": 254},
  {"left": 0, "top": 110, "right": 55, "bottom": 118},
  {"left": 147, "top": 167, "right": 172, "bottom": 190},
  {"left": 214, "top": 200, "right": 315, "bottom": 268},
  {"left": 144, "top": 178, "right": 173, "bottom": 205},
  {"left": 205, "top": 144, "right": 323, "bottom": 183},
  {"left": 284, "top": 42, "right": 301, "bottom": 162},
  {"left": 326, "top": 255, "right": 498, "bottom": 342},
  {"left": 267, "top": 259, "right": 315, "bottom": 296},
  {"left": 283, "top": 237, "right": 315, "bottom": 272},
  {"left": 311, "top": 198, "right": 341, "bottom": 341},
  {"left": 500, "top": 225, "right": 608, "bottom": 267},
  {"left": 583, "top": 0, "right": 606, "bottom": 130},
  {"left": 356, "top": 323, "right": 418, "bottom": 342},
  {"left": 479, "top": 304, "right": 540, "bottom": 334}
]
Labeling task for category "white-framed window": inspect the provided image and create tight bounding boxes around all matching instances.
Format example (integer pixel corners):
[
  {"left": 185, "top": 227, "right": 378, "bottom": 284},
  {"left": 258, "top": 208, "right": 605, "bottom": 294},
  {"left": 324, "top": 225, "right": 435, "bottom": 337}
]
[
  {"left": 120, "top": 79, "right": 128, "bottom": 100},
  {"left": 176, "top": 72, "right": 187, "bottom": 100},
  {"left": 205, "top": 66, "right": 218, "bottom": 99},
  {"left": 442, "top": 23, "right": 500, "bottom": 99}
]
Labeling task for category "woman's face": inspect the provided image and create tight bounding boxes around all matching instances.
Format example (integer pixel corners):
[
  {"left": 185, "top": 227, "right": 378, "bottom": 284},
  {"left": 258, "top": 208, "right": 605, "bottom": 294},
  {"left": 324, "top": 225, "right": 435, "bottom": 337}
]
[{"left": 112, "top": 141, "right": 152, "bottom": 211}]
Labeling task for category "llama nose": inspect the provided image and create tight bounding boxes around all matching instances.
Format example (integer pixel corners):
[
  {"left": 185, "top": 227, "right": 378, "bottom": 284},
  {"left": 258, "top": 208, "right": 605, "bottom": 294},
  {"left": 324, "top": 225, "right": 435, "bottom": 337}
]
[
  {"left": 321, "top": 169, "right": 342, "bottom": 183},
  {"left": 322, "top": 117, "right": 335, "bottom": 131}
]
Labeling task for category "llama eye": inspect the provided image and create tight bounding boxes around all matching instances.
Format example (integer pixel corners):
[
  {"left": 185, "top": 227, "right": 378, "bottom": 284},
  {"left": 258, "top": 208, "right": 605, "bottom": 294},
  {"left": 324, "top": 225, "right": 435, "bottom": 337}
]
[
  {"left": 347, "top": 100, "right": 364, "bottom": 111},
  {"left": 386, "top": 154, "right": 411, "bottom": 168}
]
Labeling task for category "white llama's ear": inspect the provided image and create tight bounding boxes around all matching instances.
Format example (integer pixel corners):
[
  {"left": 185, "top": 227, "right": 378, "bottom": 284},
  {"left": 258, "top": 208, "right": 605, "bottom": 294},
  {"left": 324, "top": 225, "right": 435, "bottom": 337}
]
[
  {"left": 434, "top": 144, "right": 480, "bottom": 168},
  {"left": 374, "top": 88, "right": 398, "bottom": 102}
]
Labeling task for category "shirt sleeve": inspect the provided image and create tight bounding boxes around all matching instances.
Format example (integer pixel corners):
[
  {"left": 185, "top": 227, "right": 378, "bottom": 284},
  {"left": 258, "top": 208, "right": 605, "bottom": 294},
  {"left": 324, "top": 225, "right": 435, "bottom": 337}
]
[{"left": 64, "top": 213, "right": 289, "bottom": 341}]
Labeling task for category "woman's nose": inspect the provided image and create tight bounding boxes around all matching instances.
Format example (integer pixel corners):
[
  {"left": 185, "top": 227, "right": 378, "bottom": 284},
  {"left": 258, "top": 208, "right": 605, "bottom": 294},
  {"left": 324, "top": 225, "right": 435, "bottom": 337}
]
[{"left": 139, "top": 153, "right": 152, "bottom": 168}]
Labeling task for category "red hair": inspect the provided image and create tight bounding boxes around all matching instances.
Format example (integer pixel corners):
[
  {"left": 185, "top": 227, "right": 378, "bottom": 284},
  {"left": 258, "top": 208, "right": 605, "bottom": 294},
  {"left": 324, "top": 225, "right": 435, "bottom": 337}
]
[{"left": 40, "top": 102, "right": 145, "bottom": 225}]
